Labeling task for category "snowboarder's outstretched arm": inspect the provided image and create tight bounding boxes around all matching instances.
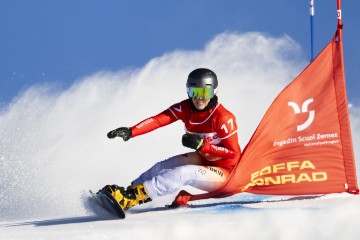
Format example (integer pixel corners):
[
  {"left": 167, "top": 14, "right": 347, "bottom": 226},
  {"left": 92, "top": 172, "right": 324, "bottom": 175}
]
[{"left": 107, "top": 107, "right": 179, "bottom": 141}]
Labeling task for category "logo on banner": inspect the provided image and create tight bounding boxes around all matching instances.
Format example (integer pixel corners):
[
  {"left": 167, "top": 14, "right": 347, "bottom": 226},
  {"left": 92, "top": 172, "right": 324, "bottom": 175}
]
[
  {"left": 288, "top": 98, "right": 315, "bottom": 131},
  {"left": 273, "top": 98, "right": 340, "bottom": 148}
]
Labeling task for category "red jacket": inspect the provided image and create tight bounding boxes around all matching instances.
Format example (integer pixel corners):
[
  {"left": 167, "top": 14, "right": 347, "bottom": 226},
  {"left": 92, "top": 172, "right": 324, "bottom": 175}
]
[{"left": 131, "top": 99, "right": 241, "bottom": 171}]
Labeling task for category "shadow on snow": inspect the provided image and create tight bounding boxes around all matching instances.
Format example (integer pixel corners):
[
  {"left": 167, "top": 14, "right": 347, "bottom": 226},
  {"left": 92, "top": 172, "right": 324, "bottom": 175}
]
[{"left": 1, "top": 195, "right": 322, "bottom": 227}]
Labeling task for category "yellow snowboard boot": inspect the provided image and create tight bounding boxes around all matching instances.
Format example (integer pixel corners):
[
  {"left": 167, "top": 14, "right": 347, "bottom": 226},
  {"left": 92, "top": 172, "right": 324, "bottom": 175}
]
[{"left": 102, "top": 184, "right": 151, "bottom": 210}]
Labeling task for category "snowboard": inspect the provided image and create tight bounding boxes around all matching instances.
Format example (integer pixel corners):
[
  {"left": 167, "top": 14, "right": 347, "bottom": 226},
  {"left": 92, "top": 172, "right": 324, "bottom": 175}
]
[{"left": 89, "top": 190, "right": 126, "bottom": 219}]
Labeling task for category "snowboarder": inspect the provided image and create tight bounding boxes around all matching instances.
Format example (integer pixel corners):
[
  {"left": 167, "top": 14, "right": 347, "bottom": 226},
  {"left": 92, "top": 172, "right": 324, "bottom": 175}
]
[{"left": 101, "top": 68, "right": 241, "bottom": 210}]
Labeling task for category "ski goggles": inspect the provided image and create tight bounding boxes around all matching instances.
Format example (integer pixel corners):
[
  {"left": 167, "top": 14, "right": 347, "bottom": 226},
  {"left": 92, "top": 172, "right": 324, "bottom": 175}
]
[{"left": 187, "top": 87, "right": 215, "bottom": 100}]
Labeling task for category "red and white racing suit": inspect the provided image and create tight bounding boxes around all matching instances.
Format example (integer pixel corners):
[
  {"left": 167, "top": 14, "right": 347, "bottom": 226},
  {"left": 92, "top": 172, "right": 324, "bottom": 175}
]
[{"left": 130, "top": 98, "right": 241, "bottom": 198}]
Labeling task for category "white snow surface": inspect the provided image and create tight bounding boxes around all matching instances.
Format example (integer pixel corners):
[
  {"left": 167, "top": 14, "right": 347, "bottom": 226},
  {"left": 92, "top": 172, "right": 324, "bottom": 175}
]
[
  {"left": 1, "top": 32, "right": 360, "bottom": 239},
  {"left": 1, "top": 193, "right": 360, "bottom": 240}
]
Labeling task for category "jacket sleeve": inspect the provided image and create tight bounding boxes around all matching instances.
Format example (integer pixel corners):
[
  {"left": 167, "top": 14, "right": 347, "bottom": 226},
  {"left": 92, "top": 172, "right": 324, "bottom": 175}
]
[
  {"left": 199, "top": 135, "right": 239, "bottom": 159},
  {"left": 199, "top": 114, "right": 241, "bottom": 159},
  {"left": 130, "top": 103, "right": 181, "bottom": 138}
]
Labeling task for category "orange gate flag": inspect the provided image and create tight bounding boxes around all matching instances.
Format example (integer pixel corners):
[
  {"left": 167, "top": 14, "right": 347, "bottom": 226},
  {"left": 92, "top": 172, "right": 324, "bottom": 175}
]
[
  {"left": 233, "top": 33, "right": 358, "bottom": 196},
  {"left": 174, "top": 31, "right": 358, "bottom": 206}
]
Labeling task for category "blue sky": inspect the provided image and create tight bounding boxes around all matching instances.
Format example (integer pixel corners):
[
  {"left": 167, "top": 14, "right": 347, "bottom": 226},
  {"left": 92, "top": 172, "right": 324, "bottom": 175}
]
[{"left": 1, "top": 0, "right": 359, "bottom": 104}]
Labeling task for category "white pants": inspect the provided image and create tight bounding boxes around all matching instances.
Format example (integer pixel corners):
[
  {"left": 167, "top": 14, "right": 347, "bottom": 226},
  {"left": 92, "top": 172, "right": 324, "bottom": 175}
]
[{"left": 131, "top": 152, "right": 229, "bottom": 199}]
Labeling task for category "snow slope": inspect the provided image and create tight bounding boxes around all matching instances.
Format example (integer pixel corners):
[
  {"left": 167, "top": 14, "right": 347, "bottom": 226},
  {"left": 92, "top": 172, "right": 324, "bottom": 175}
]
[
  {"left": 1, "top": 193, "right": 360, "bottom": 240},
  {"left": 1, "top": 32, "right": 359, "bottom": 239}
]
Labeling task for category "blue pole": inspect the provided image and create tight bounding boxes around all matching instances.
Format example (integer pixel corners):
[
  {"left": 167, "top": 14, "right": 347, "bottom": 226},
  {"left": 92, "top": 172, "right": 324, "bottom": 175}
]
[{"left": 310, "top": 0, "right": 315, "bottom": 61}]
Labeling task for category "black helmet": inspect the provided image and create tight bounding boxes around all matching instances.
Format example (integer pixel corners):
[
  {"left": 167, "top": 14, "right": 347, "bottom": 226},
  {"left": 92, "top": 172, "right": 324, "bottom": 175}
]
[
  {"left": 186, "top": 68, "right": 218, "bottom": 89},
  {"left": 186, "top": 68, "right": 218, "bottom": 99}
]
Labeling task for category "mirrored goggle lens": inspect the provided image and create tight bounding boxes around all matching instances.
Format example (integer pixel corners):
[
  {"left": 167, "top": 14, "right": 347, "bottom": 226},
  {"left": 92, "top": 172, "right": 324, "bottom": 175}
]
[{"left": 188, "top": 87, "right": 214, "bottom": 100}]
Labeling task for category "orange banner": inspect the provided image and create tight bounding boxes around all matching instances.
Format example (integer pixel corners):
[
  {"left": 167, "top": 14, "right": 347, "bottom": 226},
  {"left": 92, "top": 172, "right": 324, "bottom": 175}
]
[
  {"left": 174, "top": 32, "right": 358, "bottom": 206},
  {"left": 222, "top": 32, "right": 358, "bottom": 196}
]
